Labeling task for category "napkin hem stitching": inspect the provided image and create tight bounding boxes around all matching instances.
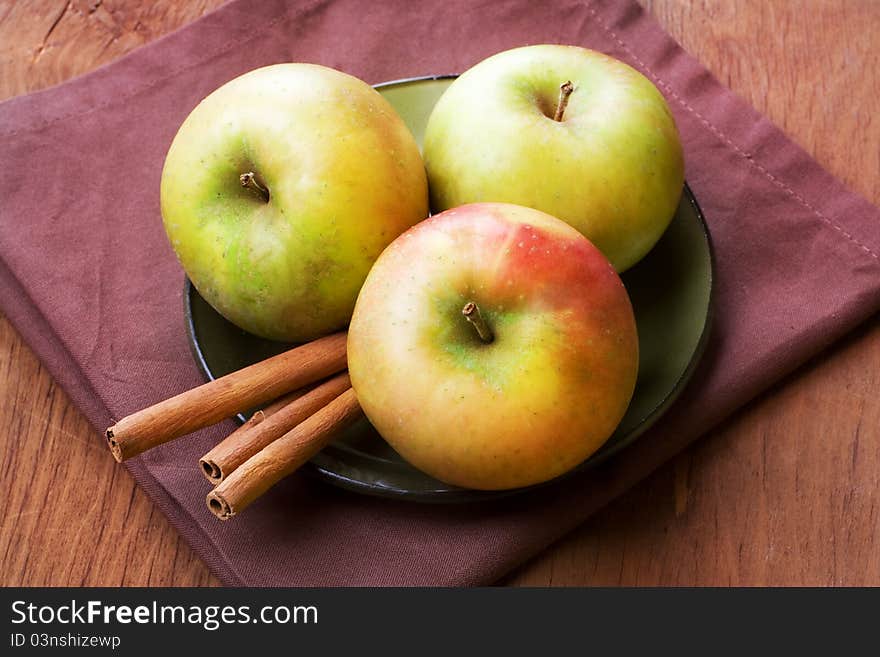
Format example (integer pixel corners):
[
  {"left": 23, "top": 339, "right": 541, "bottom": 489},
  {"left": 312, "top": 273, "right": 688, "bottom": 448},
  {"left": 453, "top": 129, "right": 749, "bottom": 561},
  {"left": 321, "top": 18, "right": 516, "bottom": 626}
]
[{"left": 586, "top": 3, "right": 880, "bottom": 264}]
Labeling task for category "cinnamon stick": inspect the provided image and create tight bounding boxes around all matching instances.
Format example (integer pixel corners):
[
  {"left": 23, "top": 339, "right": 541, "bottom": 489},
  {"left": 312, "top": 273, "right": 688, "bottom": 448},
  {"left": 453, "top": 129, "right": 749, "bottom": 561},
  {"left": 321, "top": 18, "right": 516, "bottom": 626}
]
[
  {"left": 199, "top": 372, "right": 351, "bottom": 484},
  {"left": 106, "top": 331, "right": 347, "bottom": 462},
  {"left": 206, "top": 388, "right": 363, "bottom": 520},
  {"left": 197, "top": 386, "right": 312, "bottom": 482}
]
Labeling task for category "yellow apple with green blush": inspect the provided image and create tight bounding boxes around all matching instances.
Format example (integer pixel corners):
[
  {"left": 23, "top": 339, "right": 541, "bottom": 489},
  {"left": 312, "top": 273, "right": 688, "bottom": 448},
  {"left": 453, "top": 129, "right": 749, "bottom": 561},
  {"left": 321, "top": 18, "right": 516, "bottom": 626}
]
[
  {"left": 161, "top": 63, "right": 428, "bottom": 342},
  {"left": 423, "top": 44, "right": 684, "bottom": 272},
  {"left": 347, "top": 202, "right": 639, "bottom": 491}
]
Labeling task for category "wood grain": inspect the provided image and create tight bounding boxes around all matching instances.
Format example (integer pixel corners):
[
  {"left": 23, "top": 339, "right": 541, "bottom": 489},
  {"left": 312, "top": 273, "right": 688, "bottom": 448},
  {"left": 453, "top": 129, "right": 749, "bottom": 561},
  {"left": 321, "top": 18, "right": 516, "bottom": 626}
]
[
  {"left": 1, "top": 0, "right": 878, "bottom": 586},
  {"left": 505, "top": 0, "right": 880, "bottom": 586},
  {"left": 0, "top": 0, "right": 226, "bottom": 588}
]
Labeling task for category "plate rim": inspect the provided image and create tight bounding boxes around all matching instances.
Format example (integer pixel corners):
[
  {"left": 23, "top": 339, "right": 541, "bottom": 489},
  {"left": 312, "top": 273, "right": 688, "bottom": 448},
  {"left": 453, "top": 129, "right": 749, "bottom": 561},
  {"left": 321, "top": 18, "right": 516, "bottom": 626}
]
[{"left": 182, "top": 74, "right": 715, "bottom": 503}]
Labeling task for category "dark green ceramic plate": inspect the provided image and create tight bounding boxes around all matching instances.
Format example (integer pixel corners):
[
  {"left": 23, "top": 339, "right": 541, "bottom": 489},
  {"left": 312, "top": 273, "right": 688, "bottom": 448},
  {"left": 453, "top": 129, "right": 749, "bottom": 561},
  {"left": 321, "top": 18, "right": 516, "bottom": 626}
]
[{"left": 184, "top": 75, "right": 714, "bottom": 503}]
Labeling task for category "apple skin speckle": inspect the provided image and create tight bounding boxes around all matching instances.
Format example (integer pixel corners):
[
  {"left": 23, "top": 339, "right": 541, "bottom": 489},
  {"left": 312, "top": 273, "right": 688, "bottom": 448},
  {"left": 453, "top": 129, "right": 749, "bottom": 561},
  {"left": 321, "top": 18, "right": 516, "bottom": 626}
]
[
  {"left": 160, "top": 63, "right": 428, "bottom": 341},
  {"left": 348, "top": 202, "right": 638, "bottom": 491},
  {"left": 423, "top": 44, "right": 684, "bottom": 273}
]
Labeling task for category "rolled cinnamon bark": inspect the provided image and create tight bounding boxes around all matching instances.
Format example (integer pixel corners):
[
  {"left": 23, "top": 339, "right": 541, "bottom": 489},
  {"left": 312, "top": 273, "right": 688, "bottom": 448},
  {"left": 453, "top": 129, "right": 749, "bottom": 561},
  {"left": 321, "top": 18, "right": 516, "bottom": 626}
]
[
  {"left": 206, "top": 388, "right": 363, "bottom": 520},
  {"left": 197, "top": 386, "right": 311, "bottom": 482},
  {"left": 106, "top": 331, "right": 347, "bottom": 462},
  {"left": 199, "top": 372, "right": 351, "bottom": 484}
]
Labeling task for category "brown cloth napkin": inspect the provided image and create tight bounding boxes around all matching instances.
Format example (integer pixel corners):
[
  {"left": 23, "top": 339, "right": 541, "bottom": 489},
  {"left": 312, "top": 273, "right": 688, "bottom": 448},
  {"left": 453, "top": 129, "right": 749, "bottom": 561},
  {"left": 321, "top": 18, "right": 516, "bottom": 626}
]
[{"left": 1, "top": 0, "right": 879, "bottom": 586}]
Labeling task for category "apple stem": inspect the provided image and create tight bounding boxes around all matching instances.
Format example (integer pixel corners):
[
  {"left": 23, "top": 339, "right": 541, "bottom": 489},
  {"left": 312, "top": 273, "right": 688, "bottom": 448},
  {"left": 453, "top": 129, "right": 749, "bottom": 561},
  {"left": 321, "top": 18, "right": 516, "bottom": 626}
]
[
  {"left": 240, "top": 172, "right": 270, "bottom": 202},
  {"left": 462, "top": 301, "right": 494, "bottom": 344},
  {"left": 553, "top": 81, "right": 574, "bottom": 121}
]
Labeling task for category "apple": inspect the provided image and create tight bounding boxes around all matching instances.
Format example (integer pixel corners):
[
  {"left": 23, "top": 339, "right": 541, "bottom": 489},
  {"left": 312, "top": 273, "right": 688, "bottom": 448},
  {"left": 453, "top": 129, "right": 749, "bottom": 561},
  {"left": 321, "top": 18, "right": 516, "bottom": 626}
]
[
  {"left": 161, "top": 63, "right": 428, "bottom": 342},
  {"left": 347, "top": 202, "right": 639, "bottom": 490},
  {"left": 423, "top": 44, "right": 684, "bottom": 272}
]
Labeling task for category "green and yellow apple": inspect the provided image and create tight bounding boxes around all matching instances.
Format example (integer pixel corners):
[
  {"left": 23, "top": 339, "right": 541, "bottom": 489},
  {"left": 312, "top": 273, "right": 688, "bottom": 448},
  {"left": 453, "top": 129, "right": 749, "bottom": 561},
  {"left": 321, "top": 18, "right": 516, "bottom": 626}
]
[
  {"left": 347, "top": 202, "right": 639, "bottom": 490},
  {"left": 161, "top": 63, "right": 428, "bottom": 342},
  {"left": 423, "top": 45, "right": 684, "bottom": 272}
]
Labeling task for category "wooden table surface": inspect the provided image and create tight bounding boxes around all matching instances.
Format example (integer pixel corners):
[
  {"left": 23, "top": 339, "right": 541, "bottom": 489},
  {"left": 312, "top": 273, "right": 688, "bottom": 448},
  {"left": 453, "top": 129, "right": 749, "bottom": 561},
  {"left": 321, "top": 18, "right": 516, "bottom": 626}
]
[{"left": 1, "top": 0, "right": 877, "bottom": 587}]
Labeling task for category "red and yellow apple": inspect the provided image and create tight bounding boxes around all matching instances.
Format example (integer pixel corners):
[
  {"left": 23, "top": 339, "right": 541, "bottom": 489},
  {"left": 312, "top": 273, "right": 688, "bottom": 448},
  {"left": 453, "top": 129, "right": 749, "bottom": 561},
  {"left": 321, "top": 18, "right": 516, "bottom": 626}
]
[
  {"left": 347, "top": 202, "right": 639, "bottom": 490},
  {"left": 161, "top": 63, "right": 428, "bottom": 342},
  {"left": 423, "top": 44, "right": 684, "bottom": 272}
]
